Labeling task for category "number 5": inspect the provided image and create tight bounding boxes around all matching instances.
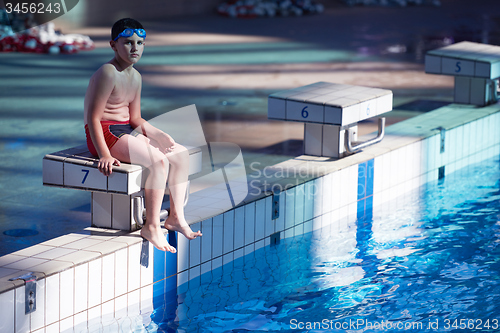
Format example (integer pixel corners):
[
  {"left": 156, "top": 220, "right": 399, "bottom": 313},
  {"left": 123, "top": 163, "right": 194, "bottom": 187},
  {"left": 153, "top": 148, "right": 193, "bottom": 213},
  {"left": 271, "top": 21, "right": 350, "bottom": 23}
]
[{"left": 81, "top": 169, "right": 89, "bottom": 184}]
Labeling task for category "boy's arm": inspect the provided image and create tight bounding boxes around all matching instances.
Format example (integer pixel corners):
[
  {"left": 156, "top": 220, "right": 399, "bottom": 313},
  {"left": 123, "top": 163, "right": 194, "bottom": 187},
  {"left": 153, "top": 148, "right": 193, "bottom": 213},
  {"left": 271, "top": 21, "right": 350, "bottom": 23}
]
[
  {"left": 129, "top": 72, "right": 176, "bottom": 153},
  {"left": 86, "top": 65, "right": 121, "bottom": 175}
]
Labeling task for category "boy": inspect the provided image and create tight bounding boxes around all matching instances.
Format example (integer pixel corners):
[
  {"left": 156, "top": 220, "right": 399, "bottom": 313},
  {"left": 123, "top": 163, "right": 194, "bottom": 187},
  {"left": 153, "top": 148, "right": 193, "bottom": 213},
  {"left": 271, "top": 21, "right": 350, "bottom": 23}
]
[{"left": 84, "top": 18, "right": 201, "bottom": 252}]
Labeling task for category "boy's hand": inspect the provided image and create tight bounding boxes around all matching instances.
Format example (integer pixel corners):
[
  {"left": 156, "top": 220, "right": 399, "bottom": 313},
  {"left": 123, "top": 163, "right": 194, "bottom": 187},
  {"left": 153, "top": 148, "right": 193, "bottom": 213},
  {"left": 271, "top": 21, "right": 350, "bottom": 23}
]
[
  {"left": 98, "top": 155, "right": 121, "bottom": 176},
  {"left": 157, "top": 132, "right": 176, "bottom": 154}
]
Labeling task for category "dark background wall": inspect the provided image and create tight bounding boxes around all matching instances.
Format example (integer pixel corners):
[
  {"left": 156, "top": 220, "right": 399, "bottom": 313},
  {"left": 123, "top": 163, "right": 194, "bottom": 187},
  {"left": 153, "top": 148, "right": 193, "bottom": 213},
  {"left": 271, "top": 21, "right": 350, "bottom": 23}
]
[
  {"left": 53, "top": 0, "right": 340, "bottom": 28},
  {"left": 83, "top": 0, "right": 223, "bottom": 25}
]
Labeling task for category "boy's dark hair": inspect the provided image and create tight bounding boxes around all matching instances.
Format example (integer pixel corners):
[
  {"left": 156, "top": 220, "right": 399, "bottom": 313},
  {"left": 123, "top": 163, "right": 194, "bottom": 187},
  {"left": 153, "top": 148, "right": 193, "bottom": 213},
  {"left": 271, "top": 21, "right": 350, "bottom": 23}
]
[{"left": 111, "top": 18, "right": 144, "bottom": 41}]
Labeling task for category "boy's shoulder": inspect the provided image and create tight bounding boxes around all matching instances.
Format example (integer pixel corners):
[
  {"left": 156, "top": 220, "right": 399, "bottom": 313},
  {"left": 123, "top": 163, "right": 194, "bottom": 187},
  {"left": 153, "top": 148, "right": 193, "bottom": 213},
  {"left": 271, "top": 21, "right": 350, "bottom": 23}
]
[
  {"left": 96, "top": 63, "right": 118, "bottom": 77},
  {"left": 89, "top": 63, "right": 115, "bottom": 82}
]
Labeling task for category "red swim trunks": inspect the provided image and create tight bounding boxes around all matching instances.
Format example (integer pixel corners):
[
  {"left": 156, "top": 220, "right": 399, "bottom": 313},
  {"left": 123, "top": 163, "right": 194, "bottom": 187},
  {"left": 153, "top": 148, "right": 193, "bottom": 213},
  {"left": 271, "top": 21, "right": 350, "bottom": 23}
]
[{"left": 85, "top": 121, "right": 138, "bottom": 157}]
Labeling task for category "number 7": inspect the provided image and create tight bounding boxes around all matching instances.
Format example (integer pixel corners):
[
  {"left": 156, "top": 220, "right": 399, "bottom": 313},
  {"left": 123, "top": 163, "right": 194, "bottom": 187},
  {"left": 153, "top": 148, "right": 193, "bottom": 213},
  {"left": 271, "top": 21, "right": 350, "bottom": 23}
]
[{"left": 81, "top": 169, "right": 90, "bottom": 184}]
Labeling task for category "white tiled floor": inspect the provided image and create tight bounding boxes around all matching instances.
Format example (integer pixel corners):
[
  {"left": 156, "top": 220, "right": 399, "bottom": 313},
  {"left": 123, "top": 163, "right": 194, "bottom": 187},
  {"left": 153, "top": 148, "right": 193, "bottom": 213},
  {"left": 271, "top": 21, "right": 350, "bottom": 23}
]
[
  {"left": 32, "top": 248, "right": 76, "bottom": 261},
  {"left": 60, "top": 268, "right": 75, "bottom": 320},
  {"left": 4, "top": 258, "right": 49, "bottom": 271}
]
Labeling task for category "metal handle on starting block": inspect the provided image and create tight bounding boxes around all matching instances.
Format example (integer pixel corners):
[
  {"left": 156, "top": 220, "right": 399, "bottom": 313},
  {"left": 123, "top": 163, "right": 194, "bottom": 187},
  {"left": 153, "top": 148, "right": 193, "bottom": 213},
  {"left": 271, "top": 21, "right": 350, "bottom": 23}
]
[{"left": 346, "top": 117, "right": 385, "bottom": 154}]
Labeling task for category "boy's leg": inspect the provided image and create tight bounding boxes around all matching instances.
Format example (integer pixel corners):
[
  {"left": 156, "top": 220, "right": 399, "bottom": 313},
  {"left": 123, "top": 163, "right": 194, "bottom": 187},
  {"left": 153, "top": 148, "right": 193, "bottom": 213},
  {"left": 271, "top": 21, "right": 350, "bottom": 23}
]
[
  {"left": 110, "top": 134, "right": 176, "bottom": 252},
  {"left": 162, "top": 144, "right": 202, "bottom": 240}
]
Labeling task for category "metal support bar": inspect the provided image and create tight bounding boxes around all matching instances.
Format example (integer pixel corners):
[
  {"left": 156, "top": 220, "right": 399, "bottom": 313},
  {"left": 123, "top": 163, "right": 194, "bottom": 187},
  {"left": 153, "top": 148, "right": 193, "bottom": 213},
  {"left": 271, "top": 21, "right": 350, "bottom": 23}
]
[
  {"left": 271, "top": 188, "right": 280, "bottom": 220},
  {"left": 493, "top": 78, "right": 499, "bottom": 101},
  {"left": 345, "top": 117, "right": 385, "bottom": 154},
  {"left": 133, "top": 196, "right": 144, "bottom": 226},
  {"left": 9, "top": 272, "right": 37, "bottom": 314},
  {"left": 184, "top": 181, "right": 191, "bottom": 207},
  {"left": 488, "top": 78, "right": 499, "bottom": 104},
  {"left": 140, "top": 238, "right": 149, "bottom": 268},
  {"left": 133, "top": 180, "right": 191, "bottom": 226}
]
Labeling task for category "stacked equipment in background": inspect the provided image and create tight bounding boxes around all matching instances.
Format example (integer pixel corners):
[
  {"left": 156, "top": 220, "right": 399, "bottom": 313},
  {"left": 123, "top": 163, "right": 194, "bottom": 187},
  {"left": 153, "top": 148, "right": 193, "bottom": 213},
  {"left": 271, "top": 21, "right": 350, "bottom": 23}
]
[{"left": 0, "top": 9, "right": 94, "bottom": 54}]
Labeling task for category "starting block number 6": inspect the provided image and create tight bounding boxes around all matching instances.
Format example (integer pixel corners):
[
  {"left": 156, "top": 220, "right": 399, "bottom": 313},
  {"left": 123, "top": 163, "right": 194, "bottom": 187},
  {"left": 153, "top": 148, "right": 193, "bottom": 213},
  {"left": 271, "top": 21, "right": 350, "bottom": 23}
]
[
  {"left": 81, "top": 169, "right": 89, "bottom": 184},
  {"left": 301, "top": 106, "right": 309, "bottom": 119}
]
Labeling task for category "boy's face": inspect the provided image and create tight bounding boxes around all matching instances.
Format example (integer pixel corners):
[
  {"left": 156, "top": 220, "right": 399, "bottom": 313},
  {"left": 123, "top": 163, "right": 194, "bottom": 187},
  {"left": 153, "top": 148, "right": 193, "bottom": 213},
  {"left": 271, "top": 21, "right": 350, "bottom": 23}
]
[{"left": 110, "top": 33, "right": 145, "bottom": 65}]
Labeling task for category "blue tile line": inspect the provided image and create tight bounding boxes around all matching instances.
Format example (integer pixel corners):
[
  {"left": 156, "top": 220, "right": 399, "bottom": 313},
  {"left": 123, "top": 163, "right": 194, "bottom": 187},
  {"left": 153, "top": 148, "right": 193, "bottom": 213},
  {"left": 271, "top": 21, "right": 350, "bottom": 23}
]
[
  {"left": 153, "top": 231, "right": 178, "bottom": 309},
  {"left": 357, "top": 161, "right": 365, "bottom": 201},
  {"left": 357, "top": 159, "right": 374, "bottom": 220},
  {"left": 153, "top": 248, "right": 166, "bottom": 284},
  {"left": 366, "top": 159, "right": 374, "bottom": 198}
]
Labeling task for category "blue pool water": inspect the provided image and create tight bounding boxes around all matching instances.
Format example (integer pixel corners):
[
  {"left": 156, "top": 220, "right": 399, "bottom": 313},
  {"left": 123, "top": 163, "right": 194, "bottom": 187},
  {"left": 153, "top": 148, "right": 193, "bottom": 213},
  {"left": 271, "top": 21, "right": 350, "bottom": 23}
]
[{"left": 147, "top": 156, "right": 500, "bottom": 332}]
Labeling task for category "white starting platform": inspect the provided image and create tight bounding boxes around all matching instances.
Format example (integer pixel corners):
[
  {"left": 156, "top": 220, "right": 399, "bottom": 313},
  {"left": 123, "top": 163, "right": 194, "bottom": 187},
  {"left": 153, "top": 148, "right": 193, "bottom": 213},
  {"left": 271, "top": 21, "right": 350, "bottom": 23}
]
[
  {"left": 42, "top": 144, "right": 202, "bottom": 231},
  {"left": 425, "top": 41, "right": 500, "bottom": 106},
  {"left": 268, "top": 82, "right": 393, "bottom": 158}
]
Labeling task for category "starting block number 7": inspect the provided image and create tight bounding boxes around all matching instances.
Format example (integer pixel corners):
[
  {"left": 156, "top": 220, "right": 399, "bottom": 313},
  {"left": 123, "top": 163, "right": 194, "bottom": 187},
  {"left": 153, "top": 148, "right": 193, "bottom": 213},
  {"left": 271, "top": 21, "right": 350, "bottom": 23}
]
[{"left": 81, "top": 169, "right": 89, "bottom": 184}]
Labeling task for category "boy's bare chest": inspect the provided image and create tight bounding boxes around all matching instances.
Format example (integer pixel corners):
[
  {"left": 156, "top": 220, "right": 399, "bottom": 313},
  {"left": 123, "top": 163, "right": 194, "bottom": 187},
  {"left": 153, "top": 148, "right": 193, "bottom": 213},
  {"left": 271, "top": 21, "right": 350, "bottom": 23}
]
[{"left": 108, "top": 76, "right": 137, "bottom": 105}]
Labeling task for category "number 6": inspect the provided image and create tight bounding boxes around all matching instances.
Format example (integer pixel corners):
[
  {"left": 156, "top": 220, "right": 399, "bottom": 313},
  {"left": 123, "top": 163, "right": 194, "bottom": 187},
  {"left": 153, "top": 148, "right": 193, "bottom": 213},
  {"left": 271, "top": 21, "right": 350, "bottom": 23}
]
[{"left": 301, "top": 106, "right": 309, "bottom": 118}]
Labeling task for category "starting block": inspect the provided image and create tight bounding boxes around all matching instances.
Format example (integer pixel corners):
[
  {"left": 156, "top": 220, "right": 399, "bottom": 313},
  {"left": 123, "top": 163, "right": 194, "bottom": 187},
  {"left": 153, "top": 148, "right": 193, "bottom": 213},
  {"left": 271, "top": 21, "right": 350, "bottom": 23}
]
[
  {"left": 268, "top": 82, "right": 393, "bottom": 158},
  {"left": 42, "top": 144, "right": 202, "bottom": 231},
  {"left": 425, "top": 41, "right": 500, "bottom": 106}
]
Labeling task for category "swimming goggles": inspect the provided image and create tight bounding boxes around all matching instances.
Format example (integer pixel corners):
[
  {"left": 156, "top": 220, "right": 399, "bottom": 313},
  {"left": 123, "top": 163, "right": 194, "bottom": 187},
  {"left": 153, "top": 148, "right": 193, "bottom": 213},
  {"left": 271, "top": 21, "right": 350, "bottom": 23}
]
[{"left": 113, "top": 28, "right": 146, "bottom": 41}]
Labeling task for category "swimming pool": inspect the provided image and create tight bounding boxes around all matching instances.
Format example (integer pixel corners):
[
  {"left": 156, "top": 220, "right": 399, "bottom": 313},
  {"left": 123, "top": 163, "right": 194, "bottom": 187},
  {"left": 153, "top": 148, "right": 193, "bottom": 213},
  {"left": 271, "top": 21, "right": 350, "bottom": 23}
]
[{"left": 143, "top": 154, "right": 500, "bottom": 332}]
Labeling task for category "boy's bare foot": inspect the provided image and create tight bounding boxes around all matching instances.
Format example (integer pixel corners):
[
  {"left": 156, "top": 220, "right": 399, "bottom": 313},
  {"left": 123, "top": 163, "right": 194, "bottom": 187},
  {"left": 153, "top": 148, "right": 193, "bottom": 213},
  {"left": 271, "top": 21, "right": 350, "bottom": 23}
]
[
  {"left": 140, "top": 224, "right": 176, "bottom": 253},
  {"left": 164, "top": 215, "right": 202, "bottom": 240}
]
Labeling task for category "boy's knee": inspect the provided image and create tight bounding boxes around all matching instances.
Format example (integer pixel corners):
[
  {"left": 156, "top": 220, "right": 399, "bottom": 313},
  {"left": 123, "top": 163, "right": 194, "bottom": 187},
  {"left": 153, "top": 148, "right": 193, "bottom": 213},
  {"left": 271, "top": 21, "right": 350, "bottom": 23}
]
[
  {"left": 169, "top": 145, "right": 188, "bottom": 163},
  {"left": 146, "top": 144, "right": 166, "bottom": 161},
  {"left": 155, "top": 154, "right": 169, "bottom": 170},
  {"left": 133, "top": 146, "right": 167, "bottom": 168},
  {"left": 174, "top": 144, "right": 188, "bottom": 154}
]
